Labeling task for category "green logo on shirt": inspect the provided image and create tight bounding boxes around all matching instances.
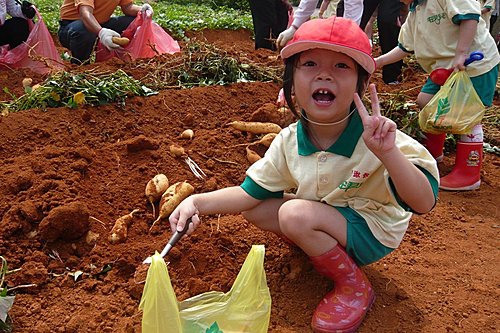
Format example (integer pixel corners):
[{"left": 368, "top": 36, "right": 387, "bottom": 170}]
[
  {"left": 427, "top": 13, "right": 447, "bottom": 24},
  {"left": 339, "top": 181, "right": 362, "bottom": 191}
]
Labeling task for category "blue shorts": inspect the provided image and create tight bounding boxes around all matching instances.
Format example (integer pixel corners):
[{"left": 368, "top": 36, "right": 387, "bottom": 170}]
[
  {"left": 421, "top": 65, "right": 499, "bottom": 106},
  {"left": 336, "top": 206, "right": 394, "bottom": 267}
]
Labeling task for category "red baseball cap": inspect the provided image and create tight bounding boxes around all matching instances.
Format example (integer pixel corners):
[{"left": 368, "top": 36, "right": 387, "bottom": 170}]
[{"left": 280, "top": 16, "right": 375, "bottom": 74}]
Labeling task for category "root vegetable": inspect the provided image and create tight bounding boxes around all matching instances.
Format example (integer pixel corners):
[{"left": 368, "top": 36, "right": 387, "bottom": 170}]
[
  {"left": 86, "top": 230, "right": 100, "bottom": 245},
  {"left": 169, "top": 144, "right": 185, "bottom": 157},
  {"left": 112, "top": 36, "right": 130, "bottom": 46},
  {"left": 180, "top": 129, "right": 194, "bottom": 140},
  {"left": 150, "top": 181, "right": 194, "bottom": 229},
  {"left": 258, "top": 133, "right": 277, "bottom": 147},
  {"left": 246, "top": 146, "right": 262, "bottom": 164},
  {"left": 22, "top": 78, "right": 32, "bottom": 88},
  {"left": 145, "top": 174, "right": 169, "bottom": 218},
  {"left": 109, "top": 209, "right": 140, "bottom": 244},
  {"left": 227, "top": 121, "right": 282, "bottom": 134}
]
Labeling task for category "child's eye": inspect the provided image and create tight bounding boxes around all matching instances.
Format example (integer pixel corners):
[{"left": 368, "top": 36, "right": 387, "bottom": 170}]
[
  {"left": 336, "top": 63, "right": 350, "bottom": 69},
  {"left": 301, "top": 60, "right": 317, "bottom": 67}
]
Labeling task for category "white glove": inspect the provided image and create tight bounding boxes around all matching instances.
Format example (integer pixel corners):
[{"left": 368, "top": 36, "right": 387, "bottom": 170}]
[
  {"left": 277, "top": 26, "right": 297, "bottom": 49},
  {"left": 141, "top": 3, "right": 154, "bottom": 16},
  {"left": 98, "top": 28, "right": 121, "bottom": 50}
]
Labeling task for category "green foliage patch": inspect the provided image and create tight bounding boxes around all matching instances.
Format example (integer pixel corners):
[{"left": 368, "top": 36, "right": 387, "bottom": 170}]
[
  {"left": 1, "top": 70, "right": 157, "bottom": 112},
  {"left": 31, "top": 0, "right": 252, "bottom": 37}
]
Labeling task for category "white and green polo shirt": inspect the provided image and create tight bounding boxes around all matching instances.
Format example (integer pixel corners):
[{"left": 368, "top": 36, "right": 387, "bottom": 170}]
[
  {"left": 241, "top": 111, "right": 439, "bottom": 249},
  {"left": 398, "top": 0, "right": 500, "bottom": 76}
]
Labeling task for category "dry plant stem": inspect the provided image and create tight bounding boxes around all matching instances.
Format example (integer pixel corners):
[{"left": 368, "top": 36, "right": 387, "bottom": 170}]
[
  {"left": 8, "top": 283, "right": 37, "bottom": 291},
  {"left": 27, "top": 43, "right": 67, "bottom": 68},
  {"left": 197, "top": 152, "right": 239, "bottom": 165},
  {"left": 150, "top": 202, "right": 156, "bottom": 220},
  {"left": 89, "top": 216, "right": 107, "bottom": 229}
]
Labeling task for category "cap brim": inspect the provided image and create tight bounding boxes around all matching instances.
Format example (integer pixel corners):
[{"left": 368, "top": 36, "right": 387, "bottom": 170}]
[{"left": 281, "top": 41, "right": 376, "bottom": 74}]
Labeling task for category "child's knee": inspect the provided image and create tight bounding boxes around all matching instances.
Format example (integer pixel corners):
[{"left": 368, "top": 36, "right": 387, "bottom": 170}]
[{"left": 278, "top": 200, "right": 310, "bottom": 236}]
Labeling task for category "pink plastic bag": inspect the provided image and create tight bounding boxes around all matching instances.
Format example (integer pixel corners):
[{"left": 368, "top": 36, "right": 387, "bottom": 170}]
[
  {"left": 0, "top": 9, "right": 63, "bottom": 74},
  {"left": 96, "top": 12, "right": 180, "bottom": 62}
]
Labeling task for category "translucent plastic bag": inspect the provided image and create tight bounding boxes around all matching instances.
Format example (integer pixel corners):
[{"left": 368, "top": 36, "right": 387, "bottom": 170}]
[
  {"left": 96, "top": 12, "right": 180, "bottom": 62},
  {"left": 140, "top": 245, "right": 271, "bottom": 333},
  {"left": 0, "top": 9, "right": 63, "bottom": 74},
  {"left": 419, "top": 71, "right": 485, "bottom": 134}
]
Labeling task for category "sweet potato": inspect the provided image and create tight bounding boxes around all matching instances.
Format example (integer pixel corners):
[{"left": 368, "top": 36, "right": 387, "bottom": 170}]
[
  {"left": 246, "top": 146, "right": 262, "bottom": 164},
  {"left": 169, "top": 144, "right": 185, "bottom": 157},
  {"left": 151, "top": 181, "right": 194, "bottom": 228},
  {"left": 145, "top": 174, "right": 169, "bottom": 218},
  {"left": 180, "top": 129, "right": 194, "bottom": 140},
  {"left": 22, "top": 78, "right": 32, "bottom": 88},
  {"left": 258, "top": 133, "right": 277, "bottom": 147},
  {"left": 227, "top": 121, "right": 282, "bottom": 134},
  {"left": 112, "top": 36, "right": 130, "bottom": 46},
  {"left": 109, "top": 209, "right": 140, "bottom": 244}
]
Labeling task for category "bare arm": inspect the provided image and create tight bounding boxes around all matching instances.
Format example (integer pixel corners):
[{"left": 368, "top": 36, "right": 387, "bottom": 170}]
[
  {"left": 79, "top": 5, "right": 102, "bottom": 34},
  {"left": 169, "top": 186, "right": 262, "bottom": 233},
  {"left": 454, "top": 19, "right": 477, "bottom": 70},
  {"left": 376, "top": 147, "right": 435, "bottom": 213},
  {"left": 121, "top": 2, "right": 142, "bottom": 17},
  {"left": 354, "top": 84, "right": 435, "bottom": 213},
  {"left": 375, "top": 46, "right": 409, "bottom": 69}
]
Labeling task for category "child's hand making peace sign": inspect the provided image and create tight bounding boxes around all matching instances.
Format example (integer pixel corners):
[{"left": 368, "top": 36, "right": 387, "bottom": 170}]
[{"left": 354, "top": 84, "right": 397, "bottom": 158}]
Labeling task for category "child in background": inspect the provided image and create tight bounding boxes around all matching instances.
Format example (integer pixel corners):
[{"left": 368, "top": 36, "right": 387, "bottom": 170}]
[
  {"left": 318, "top": 0, "right": 341, "bottom": 19},
  {"left": 277, "top": 0, "right": 364, "bottom": 48},
  {"left": 170, "top": 17, "right": 439, "bottom": 333},
  {"left": 490, "top": 0, "right": 499, "bottom": 33},
  {"left": 376, "top": 0, "right": 499, "bottom": 191},
  {"left": 480, "top": 0, "right": 496, "bottom": 30}
]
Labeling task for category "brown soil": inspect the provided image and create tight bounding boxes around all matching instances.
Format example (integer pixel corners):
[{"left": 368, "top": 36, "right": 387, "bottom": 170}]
[{"left": 0, "top": 29, "right": 499, "bottom": 333}]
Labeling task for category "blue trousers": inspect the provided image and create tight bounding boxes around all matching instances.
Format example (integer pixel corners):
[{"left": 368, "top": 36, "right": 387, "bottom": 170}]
[{"left": 58, "top": 16, "right": 134, "bottom": 64}]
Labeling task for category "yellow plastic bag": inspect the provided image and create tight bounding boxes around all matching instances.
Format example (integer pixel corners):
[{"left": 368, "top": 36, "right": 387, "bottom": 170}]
[
  {"left": 140, "top": 245, "right": 271, "bottom": 333},
  {"left": 139, "top": 252, "right": 183, "bottom": 333},
  {"left": 419, "top": 71, "right": 485, "bottom": 134}
]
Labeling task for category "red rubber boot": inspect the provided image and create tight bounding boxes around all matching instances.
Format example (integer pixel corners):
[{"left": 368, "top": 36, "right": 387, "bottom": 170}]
[
  {"left": 439, "top": 141, "right": 482, "bottom": 191},
  {"left": 422, "top": 132, "right": 446, "bottom": 161},
  {"left": 310, "top": 245, "right": 375, "bottom": 333}
]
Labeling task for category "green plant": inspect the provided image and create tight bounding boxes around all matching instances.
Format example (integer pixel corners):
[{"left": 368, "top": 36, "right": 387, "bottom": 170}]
[
  {"left": 164, "top": 0, "right": 249, "bottom": 11},
  {"left": 136, "top": 41, "right": 282, "bottom": 89},
  {"left": 31, "top": 0, "right": 252, "bottom": 35},
  {"left": 1, "top": 69, "right": 157, "bottom": 112}
]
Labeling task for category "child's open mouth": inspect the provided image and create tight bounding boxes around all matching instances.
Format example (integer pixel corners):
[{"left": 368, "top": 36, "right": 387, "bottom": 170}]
[{"left": 312, "top": 89, "right": 335, "bottom": 105}]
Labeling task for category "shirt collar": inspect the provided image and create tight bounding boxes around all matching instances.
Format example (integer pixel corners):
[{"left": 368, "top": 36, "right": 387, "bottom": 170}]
[{"left": 297, "top": 109, "right": 363, "bottom": 157}]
